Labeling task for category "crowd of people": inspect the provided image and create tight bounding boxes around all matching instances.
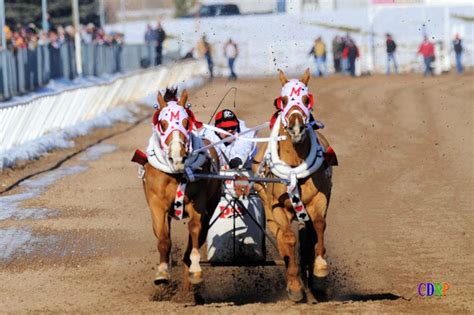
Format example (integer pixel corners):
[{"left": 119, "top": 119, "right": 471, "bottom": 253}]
[
  {"left": 308, "top": 32, "right": 466, "bottom": 78},
  {"left": 186, "top": 29, "right": 466, "bottom": 81},
  {"left": 3, "top": 17, "right": 468, "bottom": 80},
  {"left": 309, "top": 34, "right": 360, "bottom": 77},
  {"left": 0, "top": 19, "right": 127, "bottom": 83},
  {"left": 3, "top": 21, "right": 125, "bottom": 53}
]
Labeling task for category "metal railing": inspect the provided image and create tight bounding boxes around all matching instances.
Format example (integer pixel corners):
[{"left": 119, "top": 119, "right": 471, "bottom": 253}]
[
  {"left": 0, "top": 59, "right": 207, "bottom": 161},
  {"left": 0, "top": 42, "right": 174, "bottom": 101}
]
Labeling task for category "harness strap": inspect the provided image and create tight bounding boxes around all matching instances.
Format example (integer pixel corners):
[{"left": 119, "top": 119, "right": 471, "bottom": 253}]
[
  {"left": 266, "top": 114, "right": 324, "bottom": 179},
  {"left": 173, "top": 182, "right": 186, "bottom": 220},
  {"left": 287, "top": 172, "right": 310, "bottom": 222}
]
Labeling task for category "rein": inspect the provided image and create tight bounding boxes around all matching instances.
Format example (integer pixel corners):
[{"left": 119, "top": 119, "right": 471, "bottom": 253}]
[
  {"left": 192, "top": 122, "right": 287, "bottom": 155},
  {"left": 263, "top": 113, "right": 324, "bottom": 180},
  {"left": 147, "top": 132, "right": 208, "bottom": 174}
]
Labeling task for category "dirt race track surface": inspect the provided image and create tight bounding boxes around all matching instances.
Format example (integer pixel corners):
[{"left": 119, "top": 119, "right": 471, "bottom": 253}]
[{"left": 0, "top": 72, "right": 473, "bottom": 313}]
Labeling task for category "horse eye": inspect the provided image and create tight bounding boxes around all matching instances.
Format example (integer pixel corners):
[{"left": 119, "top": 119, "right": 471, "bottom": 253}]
[
  {"left": 302, "top": 96, "right": 309, "bottom": 106},
  {"left": 160, "top": 121, "right": 168, "bottom": 131}
]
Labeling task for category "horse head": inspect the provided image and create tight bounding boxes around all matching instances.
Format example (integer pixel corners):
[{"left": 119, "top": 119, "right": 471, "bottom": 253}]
[
  {"left": 155, "top": 88, "right": 194, "bottom": 171},
  {"left": 275, "top": 68, "right": 314, "bottom": 143}
]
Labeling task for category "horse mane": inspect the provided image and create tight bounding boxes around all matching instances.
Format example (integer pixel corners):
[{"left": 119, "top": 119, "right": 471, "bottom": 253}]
[
  {"left": 164, "top": 87, "right": 178, "bottom": 102},
  {"left": 152, "top": 88, "right": 179, "bottom": 125}
]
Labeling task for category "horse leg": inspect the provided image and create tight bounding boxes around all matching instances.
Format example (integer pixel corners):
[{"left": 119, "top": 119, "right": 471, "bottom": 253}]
[
  {"left": 272, "top": 205, "right": 304, "bottom": 302},
  {"left": 309, "top": 195, "right": 329, "bottom": 278},
  {"left": 183, "top": 259, "right": 190, "bottom": 292},
  {"left": 185, "top": 205, "right": 203, "bottom": 285},
  {"left": 150, "top": 203, "right": 172, "bottom": 285}
]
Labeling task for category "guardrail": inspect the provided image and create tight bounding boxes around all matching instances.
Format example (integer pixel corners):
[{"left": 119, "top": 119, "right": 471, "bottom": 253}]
[
  {"left": 0, "top": 60, "right": 207, "bottom": 165},
  {"left": 0, "top": 42, "right": 182, "bottom": 101}
]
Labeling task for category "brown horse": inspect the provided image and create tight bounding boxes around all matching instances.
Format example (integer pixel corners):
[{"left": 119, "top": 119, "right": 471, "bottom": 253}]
[
  {"left": 253, "top": 69, "right": 335, "bottom": 301},
  {"left": 139, "top": 88, "right": 220, "bottom": 288}
]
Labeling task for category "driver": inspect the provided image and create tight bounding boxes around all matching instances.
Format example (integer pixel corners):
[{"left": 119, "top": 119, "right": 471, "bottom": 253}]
[{"left": 200, "top": 109, "right": 255, "bottom": 170}]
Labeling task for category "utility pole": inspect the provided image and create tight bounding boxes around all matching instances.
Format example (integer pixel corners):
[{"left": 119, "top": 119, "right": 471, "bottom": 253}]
[
  {"left": 0, "top": 0, "right": 8, "bottom": 98},
  {"left": 367, "top": 0, "right": 376, "bottom": 73},
  {"left": 99, "top": 0, "right": 105, "bottom": 28},
  {"left": 72, "top": 0, "right": 83, "bottom": 75},
  {"left": 0, "top": 0, "right": 5, "bottom": 50},
  {"left": 42, "top": 0, "right": 49, "bottom": 32},
  {"left": 120, "top": 0, "right": 126, "bottom": 33}
]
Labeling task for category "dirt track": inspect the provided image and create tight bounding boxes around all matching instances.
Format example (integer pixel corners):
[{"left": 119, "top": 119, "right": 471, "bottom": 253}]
[{"left": 0, "top": 72, "right": 473, "bottom": 313}]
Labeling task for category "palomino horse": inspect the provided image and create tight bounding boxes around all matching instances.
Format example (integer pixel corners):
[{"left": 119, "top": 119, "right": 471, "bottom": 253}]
[
  {"left": 253, "top": 69, "right": 336, "bottom": 301},
  {"left": 136, "top": 88, "right": 220, "bottom": 288}
]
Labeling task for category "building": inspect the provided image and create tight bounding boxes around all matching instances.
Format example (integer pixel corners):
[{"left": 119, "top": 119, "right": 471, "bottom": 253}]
[{"left": 5, "top": 0, "right": 100, "bottom": 27}]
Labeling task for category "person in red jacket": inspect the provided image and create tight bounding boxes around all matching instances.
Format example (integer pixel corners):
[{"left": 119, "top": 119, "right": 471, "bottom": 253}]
[
  {"left": 342, "top": 39, "right": 359, "bottom": 77},
  {"left": 417, "top": 35, "right": 435, "bottom": 76}
]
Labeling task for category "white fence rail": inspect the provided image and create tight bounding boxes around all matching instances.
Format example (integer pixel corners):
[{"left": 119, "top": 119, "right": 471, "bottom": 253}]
[{"left": 0, "top": 60, "right": 207, "bottom": 154}]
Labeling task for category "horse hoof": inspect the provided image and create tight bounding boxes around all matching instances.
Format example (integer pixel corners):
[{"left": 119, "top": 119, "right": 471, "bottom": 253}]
[
  {"left": 313, "top": 267, "right": 329, "bottom": 278},
  {"left": 154, "top": 271, "right": 170, "bottom": 286},
  {"left": 188, "top": 271, "right": 203, "bottom": 285},
  {"left": 287, "top": 287, "right": 304, "bottom": 302},
  {"left": 314, "top": 256, "right": 329, "bottom": 278}
]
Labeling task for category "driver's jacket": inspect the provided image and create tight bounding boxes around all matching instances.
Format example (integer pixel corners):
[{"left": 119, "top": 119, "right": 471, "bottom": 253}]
[{"left": 199, "top": 119, "right": 255, "bottom": 169}]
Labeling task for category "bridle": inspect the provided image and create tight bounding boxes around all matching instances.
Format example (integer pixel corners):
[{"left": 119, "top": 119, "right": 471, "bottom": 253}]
[
  {"left": 274, "top": 79, "right": 314, "bottom": 128},
  {"left": 154, "top": 101, "right": 200, "bottom": 155}
]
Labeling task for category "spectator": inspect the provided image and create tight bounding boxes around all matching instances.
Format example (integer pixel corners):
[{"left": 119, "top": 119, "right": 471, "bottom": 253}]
[
  {"left": 417, "top": 35, "right": 435, "bottom": 76},
  {"left": 341, "top": 34, "right": 353, "bottom": 74},
  {"left": 309, "top": 37, "right": 327, "bottom": 77},
  {"left": 94, "top": 28, "right": 107, "bottom": 45},
  {"left": 453, "top": 33, "right": 463, "bottom": 74},
  {"left": 81, "top": 23, "right": 94, "bottom": 44},
  {"left": 57, "top": 26, "right": 66, "bottom": 43},
  {"left": 64, "top": 25, "right": 75, "bottom": 43},
  {"left": 45, "top": 13, "right": 54, "bottom": 31},
  {"left": 154, "top": 21, "right": 166, "bottom": 66},
  {"left": 332, "top": 35, "right": 343, "bottom": 73},
  {"left": 224, "top": 38, "right": 238, "bottom": 81},
  {"left": 38, "top": 30, "right": 48, "bottom": 46},
  {"left": 197, "top": 35, "right": 214, "bottom": 79},
  {"left": 13, "top": 31, "right": 27, "bottom": 49},
  {"left": 112, "top": 32, "right": 124, "bottom": 72},
  {"left": 144, "top": 24, "right": 155, "bottom": 44},
  {"left": 26, "top": 27, "right": 39, "bottom": 50},
  {"left": 144, "top": 24, "right": 156, "bottom": 65},
  {"left": 4, "top": 25, "right": 13, "bottom": 50},
  {"left": 386, "top": 33, "right": 398, "bottom": 75},
  {"left": 48, "top": 29, "right": 62, "bottom": 79},
  {"left": 342, "top": 39, "right": 359, "bottom": 77}
]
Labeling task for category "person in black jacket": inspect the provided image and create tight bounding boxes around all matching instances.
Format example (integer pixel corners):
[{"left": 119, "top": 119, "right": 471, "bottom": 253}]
[
  {"left": 154, "top": 21, "right": 166, "bottom": 66},
  {"left": 453, "top": 33, "right": 463, "bottom": 74},
  {"left": 386, "top": 33, "right": 398, "bottom": 75},
  {"left": 48, "top": 29, "right": 63, "bottom": 79}
]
